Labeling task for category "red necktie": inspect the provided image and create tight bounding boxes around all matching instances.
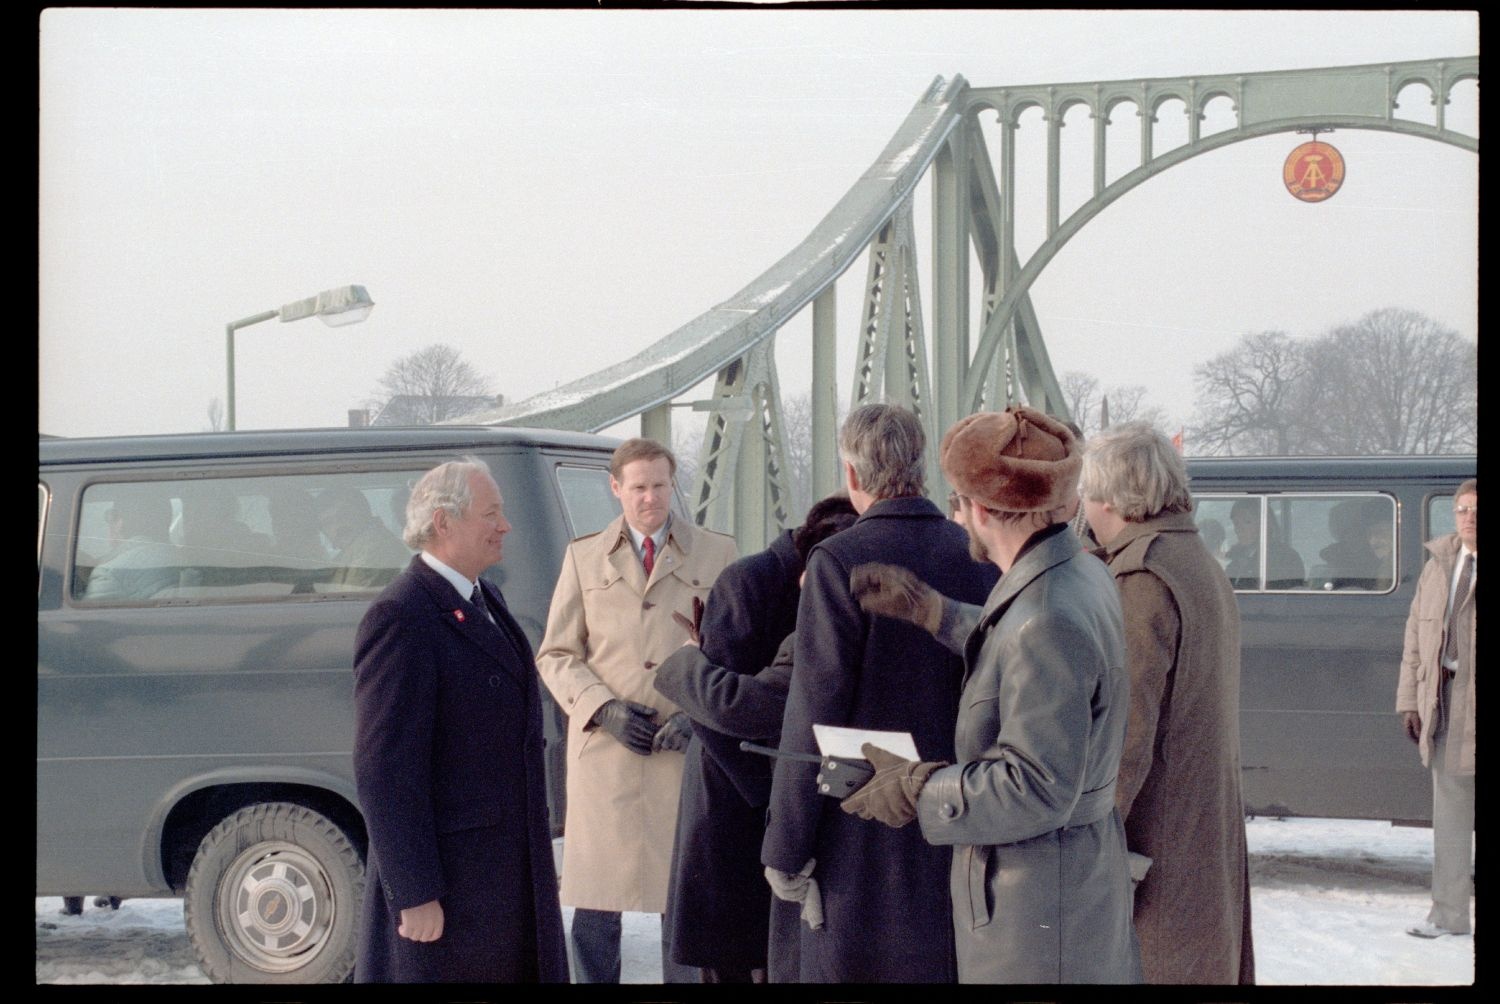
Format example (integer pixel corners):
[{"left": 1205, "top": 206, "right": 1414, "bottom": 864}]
[{"left": 642, "top": 536, "right": 655, "bottom": 575}]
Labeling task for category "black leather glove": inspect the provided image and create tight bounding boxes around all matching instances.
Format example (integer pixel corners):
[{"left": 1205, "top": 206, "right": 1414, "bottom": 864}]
[
  {"left": 591, "top": 699, "right": 660, "bottom": 756},
  {"left": 652, "top": 710, "right": 693, "bottom": 753}
]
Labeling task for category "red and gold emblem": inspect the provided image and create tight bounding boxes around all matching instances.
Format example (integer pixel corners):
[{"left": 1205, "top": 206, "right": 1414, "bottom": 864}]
[{"left": 1283, "top": 140, "right": 1346, "bottom": 203}]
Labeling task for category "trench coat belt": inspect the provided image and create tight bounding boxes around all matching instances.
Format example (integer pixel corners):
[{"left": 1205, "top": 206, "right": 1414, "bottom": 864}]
[
  {"left": 1064, "top": 780, "right": 1117, "bottom": 829},
  {"left": 964, "top": 781, "right": 1118, "bottom": 928}
]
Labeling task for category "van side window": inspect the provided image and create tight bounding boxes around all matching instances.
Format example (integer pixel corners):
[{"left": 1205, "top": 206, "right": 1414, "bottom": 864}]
[
  {"left": 1194, "top": 495, "right": 1293, "bottom": 590},
  {"left": 555, "top": 465, "right": 621, "bottom": 538},
  {"left": 1292, "top": 495, "right": 1395, "bottom": 592},
  {"left": 1194, "top": 493, "right": 1394, "bottom": 593},
  {"left": 72, "top": 473, "right": 420, "bottom": 604},
  {"left": 1427, "top": 494, "right": 1456, "bottom": 543}
]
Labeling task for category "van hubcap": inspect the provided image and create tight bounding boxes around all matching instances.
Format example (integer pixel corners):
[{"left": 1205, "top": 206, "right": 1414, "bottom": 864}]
[{"left": 217, "top": 841, "right": 334, "bottom": 971}]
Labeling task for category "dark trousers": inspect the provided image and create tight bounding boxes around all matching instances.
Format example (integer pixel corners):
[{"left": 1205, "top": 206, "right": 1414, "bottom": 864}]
[{"left": 570, "top": 908, "right": 699, "bottom": 984}]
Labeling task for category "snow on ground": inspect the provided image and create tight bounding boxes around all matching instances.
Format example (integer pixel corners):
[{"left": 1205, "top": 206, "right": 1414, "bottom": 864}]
[{"left": 36, "top": 817, "right": 1474, "bottom": 985}]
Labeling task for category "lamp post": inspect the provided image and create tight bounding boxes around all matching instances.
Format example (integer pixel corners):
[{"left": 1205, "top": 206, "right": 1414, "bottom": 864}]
[{"left": 225, "top": 284, "right": 375, "bottom": 430}]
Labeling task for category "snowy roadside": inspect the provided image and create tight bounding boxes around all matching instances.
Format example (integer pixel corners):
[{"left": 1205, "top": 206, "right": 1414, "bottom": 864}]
[{"left": 36, "top": 816, "right": 1474, "bottom": 985}]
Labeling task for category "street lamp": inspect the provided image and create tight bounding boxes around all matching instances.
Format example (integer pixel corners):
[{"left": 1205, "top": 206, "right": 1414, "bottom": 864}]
[{"left": 225, "top": 284, "right": 375, "bottom": 430}]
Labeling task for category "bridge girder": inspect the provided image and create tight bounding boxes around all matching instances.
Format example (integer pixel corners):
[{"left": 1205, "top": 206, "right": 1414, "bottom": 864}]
[{"left": 462, "top": 56, "right": 1476, "bottom": 553}]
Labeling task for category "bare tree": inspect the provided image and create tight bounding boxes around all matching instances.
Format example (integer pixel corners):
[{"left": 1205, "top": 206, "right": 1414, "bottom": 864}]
[
  {"left": 372, "top": 344, "right": 494, "bottom": 425},
  {"left": 205, "top": 397, "right": 225, "bottom": 432},
  {"left": 780, "top": 393, "right": 816, "bottom": 518},
  {"left": 1102, "top": 384, "right": 1169, "bottom": 433},
  {"left": 1300, "top": 308, "right": 1477, "bottom": 454},
  {"left": 1059, "top": 371, "right": 1100, "bottom": 436},
  {"left": 1189, "top": 331, "right": 1309, "bottom": 455},
  {"left": 1188, "top": 312, "right": 1475, "bottom": 456}
]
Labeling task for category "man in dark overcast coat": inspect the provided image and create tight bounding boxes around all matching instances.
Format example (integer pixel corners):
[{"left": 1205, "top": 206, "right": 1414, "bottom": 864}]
[
  {"left": 353, "top": 457, "right": 568, "bottom": 983},
  {"left": 657, "top": 494, "right": 858, "bottom": 982},
  {"left": 761, "top": 405, "right": 996, "bottom": 982}
]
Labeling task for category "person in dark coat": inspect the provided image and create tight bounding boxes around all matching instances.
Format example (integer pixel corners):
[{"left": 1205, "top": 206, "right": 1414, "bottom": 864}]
[
  {"left": 760, "top": 405, "right": 997, "bottom": 983},
  {"left": 353, "top": 457, "right": 568, "bottom": 983},
  {"left": 654, "top": 496, "right": 859, "bottom": 983},
  {"left": 844, "top": 407, "right": 1141, "bottom": 984}
]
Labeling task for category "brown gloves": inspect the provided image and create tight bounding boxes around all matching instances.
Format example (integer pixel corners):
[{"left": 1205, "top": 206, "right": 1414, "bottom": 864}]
[
  {"left": 839, "top": 743, "right": 947, "bottom": 829},
  {"left": 850, "top": 563, "right": 944, "bottom": 635}
]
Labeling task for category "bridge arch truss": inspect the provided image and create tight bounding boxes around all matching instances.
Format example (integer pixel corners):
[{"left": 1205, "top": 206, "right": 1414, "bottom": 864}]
[{"left": 464, "top": 56, "right": 1477, "bottom": 551}]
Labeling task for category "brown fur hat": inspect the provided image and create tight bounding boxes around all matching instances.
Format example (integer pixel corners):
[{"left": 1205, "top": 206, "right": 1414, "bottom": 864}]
[{"left": 940, "top": 406, "right": 1081, "bottom": 512}]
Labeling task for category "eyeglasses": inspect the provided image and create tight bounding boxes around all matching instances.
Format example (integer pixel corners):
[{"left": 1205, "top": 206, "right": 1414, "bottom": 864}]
[{"left": 1454, "top": 505, "right": 1477, "bottom": 516}]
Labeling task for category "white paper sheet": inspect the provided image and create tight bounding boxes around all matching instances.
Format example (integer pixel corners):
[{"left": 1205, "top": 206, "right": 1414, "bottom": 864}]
[{"left": 812, "top": 724, "right": 919, "bottom": 761}]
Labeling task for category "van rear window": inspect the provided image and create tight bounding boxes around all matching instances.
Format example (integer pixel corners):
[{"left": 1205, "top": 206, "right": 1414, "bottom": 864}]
[
  {"left": 71, "top": 472, "right": 423, "bottom": 603},
  {"left": 1193, "top": 493, "right": 1395, "bottom": 593}
]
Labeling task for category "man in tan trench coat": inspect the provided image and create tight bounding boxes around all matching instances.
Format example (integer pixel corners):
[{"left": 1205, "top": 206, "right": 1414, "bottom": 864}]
[
  {"left": 537, "top": 438, "right": 737, "bottom": 982},
  {"left": 1397, "top": 477, "right": 1476, "bottom": 939}
]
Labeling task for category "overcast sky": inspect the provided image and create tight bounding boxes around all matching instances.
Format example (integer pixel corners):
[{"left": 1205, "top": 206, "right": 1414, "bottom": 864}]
[{"left": 38, "top": 8, "right": 1478, "bottom": 441}]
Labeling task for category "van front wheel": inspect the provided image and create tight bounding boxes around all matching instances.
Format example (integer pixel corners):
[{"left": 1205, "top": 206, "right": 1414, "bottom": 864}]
[{"left": 184, "top": 802, "right": 364, "bottom": 983}]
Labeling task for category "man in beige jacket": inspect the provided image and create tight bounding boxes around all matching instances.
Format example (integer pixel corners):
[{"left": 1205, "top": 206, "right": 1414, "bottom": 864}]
[
  {"left": 1397, "top": 478, "right": 1476, "bottom": 939},
  {"left": 537, "top": 438, "right": 737, "bottom": 982}
]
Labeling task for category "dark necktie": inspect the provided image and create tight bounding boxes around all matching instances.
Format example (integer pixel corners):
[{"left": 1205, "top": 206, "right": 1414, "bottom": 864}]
[
  {"left": 1443, "top": 554, "right": 1473, "bottom": 666},
  {"left": 470, "top": 584, "right": 495, "bottom": 625},
  {"left": 642, "top": 536, "right": 656, "bottom": 576}
]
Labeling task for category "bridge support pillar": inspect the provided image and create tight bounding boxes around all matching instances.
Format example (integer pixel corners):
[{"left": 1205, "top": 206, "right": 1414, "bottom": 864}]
[
  {"left": 641, "top": 403, "right": 671, "bottom": 448},
  {"left": 812, "top": 286, "right": 840, "bottom": 502}
]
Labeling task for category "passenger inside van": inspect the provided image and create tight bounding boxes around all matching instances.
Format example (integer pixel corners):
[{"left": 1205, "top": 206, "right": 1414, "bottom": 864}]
[
  {"left": 1225, "top": 499, "right": 1306, "bottom": 590},
  {"left": 315, "top": 485, "right": 410, "bottom": 591},
  {"left": 83, "top": 494, "right": 179, "bottom": 601},
  {"left": 1319, "top": 500, "right": 1381, "bottom": 590}
]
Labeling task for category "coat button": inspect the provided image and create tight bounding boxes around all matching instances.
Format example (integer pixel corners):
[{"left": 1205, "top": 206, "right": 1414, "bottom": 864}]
[
  {"left": 642, "top": 600, "right": 655, "bottom": 610},
  {"left": 940, "top": 802, "right": 958, "bottom": 819},
  {"left": 644, "top": 661, "right": 657, "bottom": 670},
  {"left": 489, "top": 675, "right": 502, "bottom": 688}
]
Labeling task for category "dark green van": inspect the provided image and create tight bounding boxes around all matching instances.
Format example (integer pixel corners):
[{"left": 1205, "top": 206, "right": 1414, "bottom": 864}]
[
  {"left": 1186, "top": 454, "right": 1475, "bottom": 826},
  {"left": 37, "top": 426, "right": 623, "bottom": 983}
]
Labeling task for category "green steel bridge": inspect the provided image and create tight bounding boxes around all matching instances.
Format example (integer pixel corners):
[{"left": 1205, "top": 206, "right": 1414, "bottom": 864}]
[{"left": 459, "top": 57, "right": 1478, "bottom": 552}]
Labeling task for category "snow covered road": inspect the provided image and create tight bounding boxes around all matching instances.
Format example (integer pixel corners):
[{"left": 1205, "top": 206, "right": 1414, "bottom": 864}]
[{"left": 36, "top": 816, "right": 1474, "bottom": 986}]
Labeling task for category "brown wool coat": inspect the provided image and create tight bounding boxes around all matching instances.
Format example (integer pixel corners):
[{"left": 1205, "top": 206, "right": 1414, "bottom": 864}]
[
  {"left": 1395, "top": 533, "right": 1475, "bottom": 773},
  {"left": 536, "top": 514, "right": 737, "bottom": 912},
  {"left": 1097, "top": 511, "right": 1255, "bottom": 985}
]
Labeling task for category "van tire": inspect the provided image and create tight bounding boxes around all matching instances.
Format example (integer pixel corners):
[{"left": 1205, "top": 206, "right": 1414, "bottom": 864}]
[{"left": 184, "top": 802, "right": 363, "bottom": 984}]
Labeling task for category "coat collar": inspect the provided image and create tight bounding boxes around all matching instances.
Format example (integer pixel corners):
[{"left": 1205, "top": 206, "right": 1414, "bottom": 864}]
[
  {"left": 406, "top": 555, "right": 526, "bottom": 680},
  {"left": 600, "top": 512, "right": 697, "bottom": 595},
  {"left": 1424, "top": 531, "right": 1466, "bottom": 568},
  {"left": 1096, "top": 509, "right": 1198, "bottom": 561},
  {"left": 857, "top": 495, "right": 944, "bottom": 522},
  {"left": 604, "top": 512, "right": 694, "bottom": 557},
  {"left": 768, "top": 528, "right": 801, "bottom": 579},
  {"left": 978, "top": 524, "right": 1081, "bottom": 628}
]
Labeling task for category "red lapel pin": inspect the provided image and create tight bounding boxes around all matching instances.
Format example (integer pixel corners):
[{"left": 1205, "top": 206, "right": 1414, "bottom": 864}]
[{"left": 454, "top": 609, "right": 466, "bottom": 622}]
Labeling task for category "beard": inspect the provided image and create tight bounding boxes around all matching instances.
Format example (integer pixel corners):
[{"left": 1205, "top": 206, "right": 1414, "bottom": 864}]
[{"left": 965, "top": 522, "right": 989, "bottom": 563}]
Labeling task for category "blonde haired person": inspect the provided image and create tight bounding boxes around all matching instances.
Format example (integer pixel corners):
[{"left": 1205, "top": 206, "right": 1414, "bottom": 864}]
[{"left": 1079, "top": 422, "right": 1255, "bottom": 984}]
